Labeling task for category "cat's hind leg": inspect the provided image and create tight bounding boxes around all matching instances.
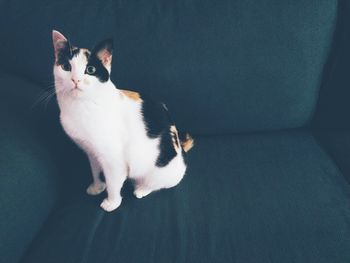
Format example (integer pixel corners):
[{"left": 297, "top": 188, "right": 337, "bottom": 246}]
[
  {"left": 133, "top": 184, "right": 152, "bottom": 199},
  {"left": 134, "top": 155, "right": 186, "bottom": 199}
]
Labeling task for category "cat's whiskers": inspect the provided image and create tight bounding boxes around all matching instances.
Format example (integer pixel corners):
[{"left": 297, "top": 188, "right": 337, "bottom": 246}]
[
  {"left": 33, "top": 89, "right": 54, "bottom": 104},
  {"left": 32, "top": 86, "right": 61, "bottom": 109},
  {"left": 43, "top": 90, "right": 58, "bottom": 109}
]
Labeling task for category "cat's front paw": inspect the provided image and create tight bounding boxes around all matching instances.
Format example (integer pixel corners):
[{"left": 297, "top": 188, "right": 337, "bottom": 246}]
[
  {"left": 86, "top": 182, "right": 106, "bottom": 195},
  {"left": 100, "top": 198, "right": 121, "bottom": 212}
]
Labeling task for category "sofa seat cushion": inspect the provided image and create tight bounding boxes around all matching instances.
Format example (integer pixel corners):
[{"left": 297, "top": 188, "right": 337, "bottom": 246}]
[
  {"left": 0, "top": 73, "right": 63, "bottom": 263},
  {"left": 22, "top": 131, "right": 350, "bottom": 263}
]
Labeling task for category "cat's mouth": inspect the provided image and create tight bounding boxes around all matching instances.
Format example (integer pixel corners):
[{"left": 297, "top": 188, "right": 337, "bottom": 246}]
[{"left": 72, "top": 85, "right": 83, "bottom": 91}]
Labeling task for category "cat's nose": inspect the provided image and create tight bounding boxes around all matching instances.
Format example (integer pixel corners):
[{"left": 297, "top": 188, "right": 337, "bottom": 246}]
[{"left": 71, "top": 79, "right": 81, "bottom": 85}]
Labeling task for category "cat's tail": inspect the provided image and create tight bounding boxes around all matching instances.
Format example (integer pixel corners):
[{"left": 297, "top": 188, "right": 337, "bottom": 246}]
[{"left": 179, "top": 132, "right": 194, "bottom": 153}]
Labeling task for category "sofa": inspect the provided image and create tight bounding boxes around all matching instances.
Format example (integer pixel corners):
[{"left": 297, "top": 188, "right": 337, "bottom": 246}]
[{"left": 1, "top": 0, "right": 350, "bottom": 262}]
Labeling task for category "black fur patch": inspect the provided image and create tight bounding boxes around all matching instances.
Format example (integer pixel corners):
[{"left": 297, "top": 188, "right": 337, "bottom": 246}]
[
  {"left": 178, "top": 131, "right": 188, "bottom": 144},
  {"left": 141, "top": 96, "right": 177, "bottom": 167},
  {"left": 85, "top": 55, "right": 109, "bottom": 82},
  {"left": 84, "top": 50, "right": 90, "bottom": 59},
  {"left": 85, "top": 39, "right": 113, "bottom": 83},
  {"left": 56, "top": 41, "right": 80, "bottom": 66},
  {"left": 156, "top": 130, "right": 178, "bottom": 167}
]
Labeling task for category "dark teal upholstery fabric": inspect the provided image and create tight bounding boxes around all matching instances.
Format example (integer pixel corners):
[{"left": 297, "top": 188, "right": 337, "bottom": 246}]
[
  {"left": 314, "top": 131, "right": 350, "bottom": 184},
  {"left": 0, "top": 75, "right": 60, "bottom": 263},
  {"left": 22, "top": 131, "right": 350, "bottom": 263},
  {"left": 0, "top": 0, "right": 338, "bottom": 134},
  {"left": 312, "top": 0, "right": 350, "bottom": 130}
]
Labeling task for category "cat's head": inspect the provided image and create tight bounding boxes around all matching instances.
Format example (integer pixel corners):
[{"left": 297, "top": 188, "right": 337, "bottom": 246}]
[{"left": 52, "top": 30, "right": 113, "bottom": 93}]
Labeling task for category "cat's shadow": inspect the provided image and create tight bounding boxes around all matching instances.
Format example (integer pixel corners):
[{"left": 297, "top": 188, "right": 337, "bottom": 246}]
[{"left": 120, "top": 179, "right": 135, "bottom": 202}]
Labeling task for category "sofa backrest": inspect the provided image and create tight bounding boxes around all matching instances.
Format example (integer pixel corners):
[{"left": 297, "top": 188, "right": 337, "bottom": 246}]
[{"left": 0, "top": 0, "right": 338, "bottom": 135}]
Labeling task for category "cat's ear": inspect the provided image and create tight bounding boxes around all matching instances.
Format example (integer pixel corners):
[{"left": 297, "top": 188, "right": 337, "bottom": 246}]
[
  {"left": 52, "top": 30, "right": 68, "bottom": 59},
  {"left": 92, "top": 39, "right": 113, "bottom": 70}
]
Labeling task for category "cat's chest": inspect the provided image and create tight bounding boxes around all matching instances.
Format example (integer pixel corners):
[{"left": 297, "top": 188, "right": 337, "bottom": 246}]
[{"left": 60, "top": 99, "right": 122, "bottom": 144}]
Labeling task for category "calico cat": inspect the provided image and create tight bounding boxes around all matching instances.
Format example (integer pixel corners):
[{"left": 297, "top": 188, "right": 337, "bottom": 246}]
[{"left": 52, "top": 30, "right": 193, "bottom": 212}]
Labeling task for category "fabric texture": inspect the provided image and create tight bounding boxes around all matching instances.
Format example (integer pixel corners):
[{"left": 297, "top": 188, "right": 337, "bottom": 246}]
[{"left": 21, "top": 131, "right": 350, "bottom": 263}]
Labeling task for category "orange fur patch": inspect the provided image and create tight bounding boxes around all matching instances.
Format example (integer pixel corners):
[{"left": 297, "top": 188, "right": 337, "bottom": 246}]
[
  {"left": 181, "top": 134, "right": 194, "bottom": 152},
  {"left": 120, "top": 89, "right": 142, "bottom": 102}
]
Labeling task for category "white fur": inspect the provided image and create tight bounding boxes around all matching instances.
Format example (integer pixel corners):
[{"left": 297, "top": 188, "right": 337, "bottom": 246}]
[{"left": 54, "top": 48, "right": 186, "bottom": 212}]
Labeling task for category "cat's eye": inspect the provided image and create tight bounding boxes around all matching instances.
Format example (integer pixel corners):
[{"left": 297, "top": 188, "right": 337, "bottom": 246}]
[
  {"left": 61, "top": 63, "right": 71, "bottom": 71},
  {"left": 86, "top": 65, "right": 96, "bottom": 75}
]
